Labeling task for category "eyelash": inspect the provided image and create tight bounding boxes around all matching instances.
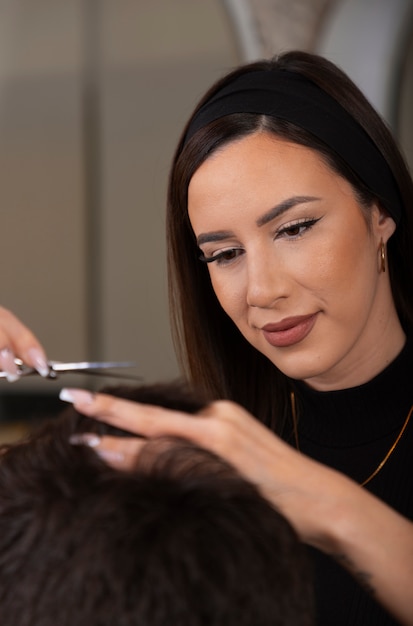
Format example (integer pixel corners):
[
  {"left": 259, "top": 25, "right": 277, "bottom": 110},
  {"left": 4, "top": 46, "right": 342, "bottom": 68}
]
[{"left": 199, "top": 217, "right": 321, "bottom": 266}]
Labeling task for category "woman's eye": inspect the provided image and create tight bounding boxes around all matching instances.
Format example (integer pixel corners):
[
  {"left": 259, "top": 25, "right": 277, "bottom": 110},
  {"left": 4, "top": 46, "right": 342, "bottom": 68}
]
[
  {"left": 283, "top": 224, "right": 302, "bottom": 237},
  {"left": 277, "top": 217, "right": 321, "bottom": 239},
  {"left": 199, "top": 248, "right": 243, "bottom": 265}
]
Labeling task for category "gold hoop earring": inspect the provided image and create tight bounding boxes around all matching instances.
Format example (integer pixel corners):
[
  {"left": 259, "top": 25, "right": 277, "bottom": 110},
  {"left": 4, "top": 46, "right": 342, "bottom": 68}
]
[{"left": 380, "top": 238, "right": 386, "bottom": 273}]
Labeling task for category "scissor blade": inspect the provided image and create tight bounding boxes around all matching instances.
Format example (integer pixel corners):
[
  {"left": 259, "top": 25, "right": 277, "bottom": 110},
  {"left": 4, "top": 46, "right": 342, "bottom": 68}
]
[
  {"left": 49, "top": 361, "right": 137, "bottom": 372},
  {"left": 61, "top": 369, "right": 142, "bottom": 381},
  {"left": 0, "top": 360, "right": 138, "bottom": 379}
]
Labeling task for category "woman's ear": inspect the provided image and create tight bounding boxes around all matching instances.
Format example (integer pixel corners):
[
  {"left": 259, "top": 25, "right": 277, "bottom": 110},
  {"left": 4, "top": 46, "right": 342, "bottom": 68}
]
[{"left": 371, "top": 204, "right": 396, "bottom": 244}]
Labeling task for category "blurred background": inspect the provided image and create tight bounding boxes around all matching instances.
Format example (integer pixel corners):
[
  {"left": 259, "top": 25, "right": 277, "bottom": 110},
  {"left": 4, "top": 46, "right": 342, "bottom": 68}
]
[{"left": 0, "top": 0, "right": 412, "bottom": 438}]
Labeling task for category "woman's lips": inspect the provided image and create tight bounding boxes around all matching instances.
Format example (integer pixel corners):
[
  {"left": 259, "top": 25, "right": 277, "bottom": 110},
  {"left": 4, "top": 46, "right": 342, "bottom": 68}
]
[{"left": 262, "top": 314, "right": 318, "bottom": 348}]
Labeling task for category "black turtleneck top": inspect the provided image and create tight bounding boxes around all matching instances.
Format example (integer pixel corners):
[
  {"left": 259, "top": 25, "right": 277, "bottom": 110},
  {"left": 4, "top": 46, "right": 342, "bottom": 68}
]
[{"left": 291, "top": 337, "right": 413, "bottom": 625}]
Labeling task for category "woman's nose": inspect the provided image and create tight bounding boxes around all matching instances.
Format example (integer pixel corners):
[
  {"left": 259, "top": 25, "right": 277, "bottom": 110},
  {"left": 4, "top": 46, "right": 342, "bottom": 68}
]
[{"left": 246, "top": 254, "right": 288, "bottom": 308}]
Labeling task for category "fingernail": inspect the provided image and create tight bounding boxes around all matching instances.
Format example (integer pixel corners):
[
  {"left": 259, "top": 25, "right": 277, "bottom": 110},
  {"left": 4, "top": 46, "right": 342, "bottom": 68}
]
[
  {"left": 0, "top": 348, "right": 20, "bottom": 383},
  {"left": 69, "top": 433, "right": 101, "bottom": 447},
  {"left": 60, "top": 388, "right": 95, "bottom": 404},
  {"left": 69, "top": 433, "right": 124, "bottom": 463},
  {"left": 27, "top": 347, "right": 49, "bottom": 377}
]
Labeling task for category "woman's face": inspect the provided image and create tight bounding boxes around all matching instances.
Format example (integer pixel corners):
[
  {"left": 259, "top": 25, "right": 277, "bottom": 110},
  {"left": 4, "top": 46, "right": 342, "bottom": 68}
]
[{"left": 188, "top": 132, "right": 402, "bottom": 390}]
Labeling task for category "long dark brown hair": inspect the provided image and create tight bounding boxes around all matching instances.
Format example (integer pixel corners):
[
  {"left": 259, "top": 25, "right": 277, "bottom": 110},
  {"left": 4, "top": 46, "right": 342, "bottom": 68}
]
[{"left": 166, "top": 50, "right": 413, "bottom": 436}]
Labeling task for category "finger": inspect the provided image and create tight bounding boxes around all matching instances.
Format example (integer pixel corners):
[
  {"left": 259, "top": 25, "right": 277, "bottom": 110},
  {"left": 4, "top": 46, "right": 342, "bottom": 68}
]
[
  {"left": 0, "top": 307, "right": 49, "bottom": 376},
  {"left": 69, "top": 432, "right": 146, "bottom": 470},
  {"left": 0, "top": 348, "right": 20, "bottom": 382},
  {"left": 60, "top": 388, "right": 214, "bottom": 441}
]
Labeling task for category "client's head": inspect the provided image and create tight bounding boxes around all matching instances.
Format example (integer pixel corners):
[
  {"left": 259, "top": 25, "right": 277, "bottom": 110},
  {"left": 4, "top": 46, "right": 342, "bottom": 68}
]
[{"left": 0, "top": 381, "right": 313, "bottom": 626}]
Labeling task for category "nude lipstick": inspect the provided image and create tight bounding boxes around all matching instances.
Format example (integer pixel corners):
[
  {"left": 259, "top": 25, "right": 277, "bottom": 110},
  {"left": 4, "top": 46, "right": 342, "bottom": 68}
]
[{"left": 262, "top": 314, "right": 318, "bottom": 348}]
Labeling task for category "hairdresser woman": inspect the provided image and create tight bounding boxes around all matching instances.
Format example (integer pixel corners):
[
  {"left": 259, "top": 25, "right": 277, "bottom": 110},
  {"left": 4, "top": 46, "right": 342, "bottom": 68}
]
[{"left": 2, "top": 52, "right": 413, "bottom": 624}]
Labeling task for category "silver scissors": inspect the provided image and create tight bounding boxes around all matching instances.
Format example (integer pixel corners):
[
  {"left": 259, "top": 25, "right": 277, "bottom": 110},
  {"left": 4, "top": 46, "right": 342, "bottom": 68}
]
[{"left": 0, "top": 359, "right": 140, "bottom": 381}]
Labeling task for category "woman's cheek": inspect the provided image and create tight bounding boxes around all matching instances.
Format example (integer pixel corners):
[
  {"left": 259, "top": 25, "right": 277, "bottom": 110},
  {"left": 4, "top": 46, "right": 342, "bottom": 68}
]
[{"left": 210, "top": 272, "right": 244, "bottom": 318}]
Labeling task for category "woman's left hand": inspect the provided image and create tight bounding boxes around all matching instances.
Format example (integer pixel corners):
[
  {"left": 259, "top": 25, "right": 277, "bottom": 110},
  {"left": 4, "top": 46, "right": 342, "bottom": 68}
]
[
  {"left": 59, "top": 387, "right": 369, "bottom": 546},
  {"left": 60, "top": 386, "right": 413, "bottom": 625}
]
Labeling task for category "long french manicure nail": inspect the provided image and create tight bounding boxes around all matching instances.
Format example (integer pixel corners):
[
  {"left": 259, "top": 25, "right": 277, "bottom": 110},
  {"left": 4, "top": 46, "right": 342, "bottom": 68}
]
[
  {"left": 27, "top": 347, "right": 49, "bottom": 377},
  {"left": 0, "top": 348, "right": 20, "bottom": 383},
  {"left": 69, "top": 433, "right": 101, "bottom": 447},
  {"left": 69, "top": 433, "right": 124, "bottom": 463},
  {"left": 60, "top": 388, "right": 95, "bottom": 404}
]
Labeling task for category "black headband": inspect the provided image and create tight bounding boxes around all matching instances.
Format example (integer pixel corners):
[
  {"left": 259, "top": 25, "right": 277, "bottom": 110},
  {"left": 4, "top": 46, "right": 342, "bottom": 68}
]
[{"left": 184, "top": 70, "right": 402, "bottom": 224}]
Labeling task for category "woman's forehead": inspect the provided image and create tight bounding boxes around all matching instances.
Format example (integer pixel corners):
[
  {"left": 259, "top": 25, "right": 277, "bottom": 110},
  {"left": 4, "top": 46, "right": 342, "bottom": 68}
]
[{"left": 188, "top": 133, "right": 344, "bottom": 208}]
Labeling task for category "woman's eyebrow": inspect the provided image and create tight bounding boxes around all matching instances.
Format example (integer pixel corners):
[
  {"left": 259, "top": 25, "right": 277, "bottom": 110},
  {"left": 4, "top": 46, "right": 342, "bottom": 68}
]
[
  {"left": 196, "top": 230, "right": 234, "bottom": 246},
  {"left": 256, "top": 195, "right": 320, "bottom": 227},
  {"left": 196, "top": 196, "right": 320, "bottom": 246}
]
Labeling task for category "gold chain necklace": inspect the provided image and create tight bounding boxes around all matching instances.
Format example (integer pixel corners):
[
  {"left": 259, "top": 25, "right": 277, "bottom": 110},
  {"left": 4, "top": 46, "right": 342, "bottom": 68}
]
[{"left": 290, "top": 391, "right": 413, "bottom": 487}]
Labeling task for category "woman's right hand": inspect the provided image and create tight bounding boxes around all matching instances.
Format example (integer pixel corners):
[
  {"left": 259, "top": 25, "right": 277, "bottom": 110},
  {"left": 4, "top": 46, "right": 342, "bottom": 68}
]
[{"left": 0, "top": 306, "right": 49, "bottom": 381}]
